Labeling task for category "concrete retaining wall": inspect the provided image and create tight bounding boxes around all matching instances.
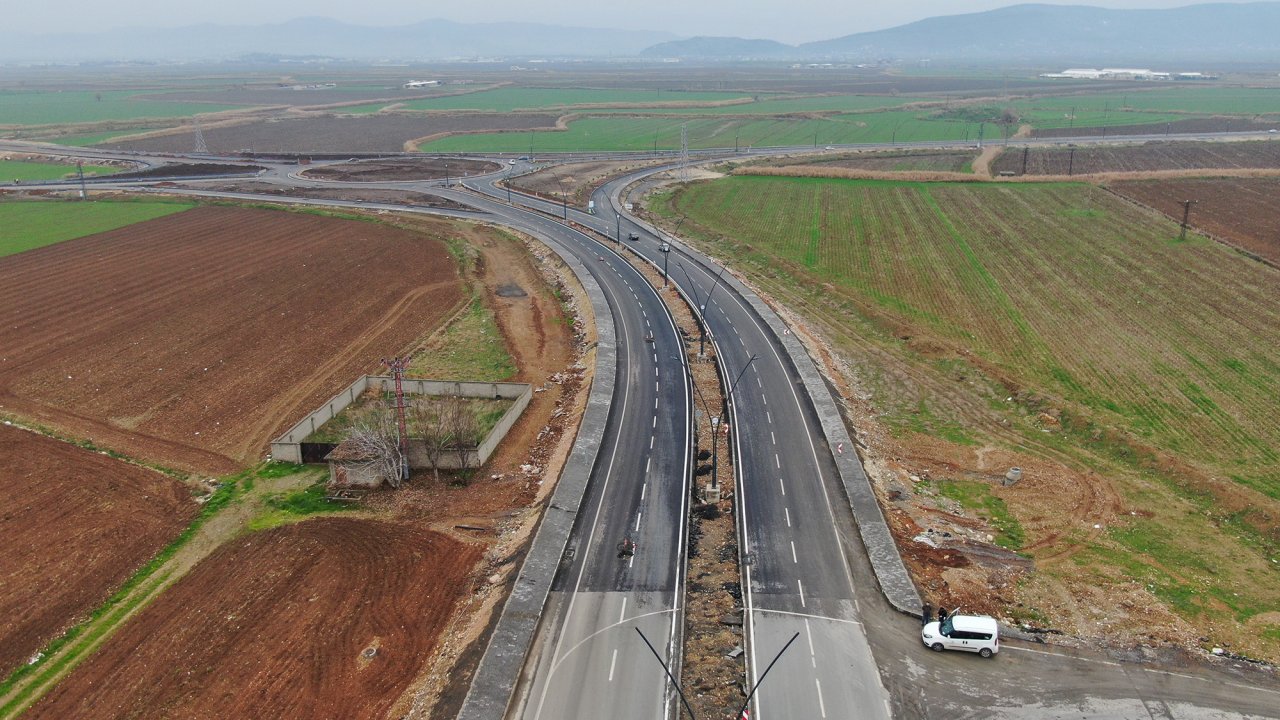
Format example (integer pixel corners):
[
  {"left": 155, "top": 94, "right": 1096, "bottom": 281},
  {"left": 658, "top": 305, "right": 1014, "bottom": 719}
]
[{"left": 269, "top": 376, "right": 531, "bottom": 468}]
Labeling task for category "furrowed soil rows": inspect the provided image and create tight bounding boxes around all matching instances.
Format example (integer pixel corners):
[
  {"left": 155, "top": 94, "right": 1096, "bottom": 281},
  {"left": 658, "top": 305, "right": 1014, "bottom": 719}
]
[
  {"left": 1110, "top": 177, "right": 1280, "bottom": 265},
  {"left": 26, "top": 518, "right": 481, "bottom": 720},
  {"left": 0, "top": 205, "right": 463, "bottom": 474},
  {"left": 1032, "top": 116, "right": 1278, "bottom": 138},
  {"left": 0, "top": 424, "right": 195, "bottom": 678},
  {"left": 993, "top": 140, "right": 1280, "bottom": 175},
  {"left": 771, "top": 148, "right": 978, "bottom": 173},
  {"left": 102, "top": 113, "right": 558, "bottom": 154}
]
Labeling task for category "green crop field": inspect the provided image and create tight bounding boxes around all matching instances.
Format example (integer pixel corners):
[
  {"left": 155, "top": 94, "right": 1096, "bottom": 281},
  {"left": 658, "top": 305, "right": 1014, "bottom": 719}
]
[
  {"left": 396, "top": 87, "right": 760, "bottom": 112},
  {"left": 0, "top": 90, "right": 249, "bottom": 126},
  {"left": 0, "top": 159, "right": 118, "bottom": 182},
  {"left": 656, "top": 175, "right": 1280, "bottom": 654},
  {"left": 1020, "top": 87, "right": 1280, "bottom": 117},
  {"left": 38, "top": 129, "right": 162, "bottom": 147},
  {"left": 0, "top": 200, "right": 193, "bottom": 258}
]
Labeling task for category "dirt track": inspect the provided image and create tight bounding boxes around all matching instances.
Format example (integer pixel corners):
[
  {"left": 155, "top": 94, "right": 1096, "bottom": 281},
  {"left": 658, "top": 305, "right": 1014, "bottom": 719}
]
[
  {"left": 0, "top": 424, "right": 195, "bottom": 678},
  {"left": 26, "top": 518, "right": 481, "bottom": 720},
  {"left": 0, "top": 205, "right": 463, "bottom": 474}
]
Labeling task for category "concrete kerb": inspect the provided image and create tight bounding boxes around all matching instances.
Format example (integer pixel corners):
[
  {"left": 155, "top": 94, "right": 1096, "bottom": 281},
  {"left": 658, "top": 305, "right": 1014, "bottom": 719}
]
[
  {"left": 612, "top": 188, "right": 924, "bottom": 617},
  {"left": 456, "top": 224, "right": 618, "bottom": 719}
]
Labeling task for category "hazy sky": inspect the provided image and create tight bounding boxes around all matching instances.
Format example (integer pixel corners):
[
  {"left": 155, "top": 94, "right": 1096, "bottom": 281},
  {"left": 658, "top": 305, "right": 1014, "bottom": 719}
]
[{"left": 17, "top": 1, "right": 1192, "bottom": 43}]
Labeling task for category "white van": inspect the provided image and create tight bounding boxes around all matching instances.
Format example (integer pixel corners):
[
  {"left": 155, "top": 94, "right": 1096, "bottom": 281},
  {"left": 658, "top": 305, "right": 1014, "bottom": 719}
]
[{"left": 921, "top": 614, "right": 999, "bottom": 658}]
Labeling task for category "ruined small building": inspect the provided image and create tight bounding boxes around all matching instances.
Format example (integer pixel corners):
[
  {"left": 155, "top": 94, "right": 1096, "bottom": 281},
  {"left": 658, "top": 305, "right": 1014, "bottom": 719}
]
[{"left": 325, "top": 440, "right": 391, "bottom": 489}]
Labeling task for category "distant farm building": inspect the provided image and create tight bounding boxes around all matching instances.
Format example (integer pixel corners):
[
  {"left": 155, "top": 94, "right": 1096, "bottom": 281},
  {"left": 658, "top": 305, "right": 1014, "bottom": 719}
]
[{"left": 1040, "top": 68, "right": 1216, "bottom": 81}]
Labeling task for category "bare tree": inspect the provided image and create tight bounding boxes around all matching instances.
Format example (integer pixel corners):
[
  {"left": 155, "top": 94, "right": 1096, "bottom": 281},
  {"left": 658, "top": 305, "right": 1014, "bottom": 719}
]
[
  {"left": 341, "top": 402, "right": 405, "bottom": 488},
  {"left": 444, "top": 395, "right": 481, "bottom": 476},
  {"left": 410, "top": 397, "right": 453, "bottom": 481}
]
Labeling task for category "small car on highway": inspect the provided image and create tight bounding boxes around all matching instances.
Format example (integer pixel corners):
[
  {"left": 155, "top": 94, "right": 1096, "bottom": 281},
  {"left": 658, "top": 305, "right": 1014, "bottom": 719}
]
[
  {"left": 628, "top": 232, "right": 640, "bottom": 241},
  {"left": 922, "top": 613, "right": 999, "bottom": 658}
]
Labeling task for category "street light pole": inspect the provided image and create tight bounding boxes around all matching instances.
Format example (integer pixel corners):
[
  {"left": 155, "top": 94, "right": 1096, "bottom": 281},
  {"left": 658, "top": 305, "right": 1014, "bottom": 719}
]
[
  {"left": 674, "top": 262, "right": 706, "bottom": 356},
  {"left": 444, "top": 161, "right": 449, "bottom": 188}
]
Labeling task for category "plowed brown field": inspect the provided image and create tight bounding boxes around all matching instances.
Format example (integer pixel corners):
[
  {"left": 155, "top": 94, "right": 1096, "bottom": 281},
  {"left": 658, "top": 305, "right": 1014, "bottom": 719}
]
[
  {"left": 0, "top": 205, "right": 462, "bottom": 474},
  {"left": 26, "top": 518, "right": 481, "bottom": 720},
  {"left": 993, "top": 140, "right": 1280, "bottom": 175},
  {"left": 0, "top": 424, "right": 195, "bottom": 678},
  {"left": 1111, "top": 177, "right": 1280, "bottom": 265}
]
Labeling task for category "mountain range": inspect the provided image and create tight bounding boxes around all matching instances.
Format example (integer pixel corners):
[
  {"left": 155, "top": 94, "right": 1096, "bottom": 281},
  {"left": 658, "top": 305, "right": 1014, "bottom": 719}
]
[
  {"left": 645, "top": 2, "right": 1280, "bottom": 62},
  {"left": 2, "top": 3, "right": 1278, "bottom": 64}
]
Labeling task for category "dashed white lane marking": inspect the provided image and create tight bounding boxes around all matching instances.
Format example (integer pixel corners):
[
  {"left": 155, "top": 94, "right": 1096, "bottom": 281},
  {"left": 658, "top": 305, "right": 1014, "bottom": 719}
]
[
  {"left": 798, "top": 579, "right": 806, "bottom": 608},
  {"left": 609, "top": 648, "right": 618, "bottom": 682},
  {"left": 641, "top": 482, "right": 647, "bottom": 500},
  {"left": 785, "top": 507, "right": 791, "bottom": 527},
  {"left": 767, "top": 411, "right": 772, "bottom": 423},
  {"left": 771, "top": 431, "right": 776, "bottom": 445},
  {"left": 790, "top": 541, "right": 797, "bottom": 563},
  {"left": 654, "top": 367, "right": 658, "bottom": 377},
  {"left": 805, "top": 619, "right": 815, "bottom": 654},
  {"left": 761, "top": 394, "right": 768, "bottom": 405},
  {"left": 635, "top": 513, "right": 642, "bottom": 532},
  {"left": 641, "top": 309, "right": 647, "bottom": 317},
  {"left": 645, "top": 457, "right": 651, "bottom": 474},
  {"left": 815, "top": 678, "right": 827, "bottom": 718},
  {"left": 775, "top": 454, "right": 781, "bottom": 469},
  {"left": 653, "top": 415, "right": 657, "bottom": 428},
  {"left": 620, "top": 597, "right": 627, "bottom": 623},
  {"left": 757, "top": 376, "right": 762, "bottom": 388},
  {"left": 655, "top": 381, "right": 659, "bottom": 392},
  {"left": 738, "top": 335, "right": 745, "bottom": 346},
  {"left": 650, "top": 436, "right": 655, "bottom": 450},
  {"left": 779, "top": 478, "right": 786, "bottom": 496}
]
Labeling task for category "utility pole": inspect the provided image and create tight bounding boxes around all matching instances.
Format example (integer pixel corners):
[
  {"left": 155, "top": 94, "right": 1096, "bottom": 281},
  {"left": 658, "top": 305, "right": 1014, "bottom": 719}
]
[
  {"left": 616, "top": 213, "right": 621, "bottom": 243},
  {"left": 443, "top": 161, "right": 449, "bottom": 188},
  {"left": 1021, "top": 146, "right": 1029, "bottom": 175},
  {"left": 1067, "top": 146, "right": 1076, "bottom": 176},
  {"left": 380, "top": 356, "right": 412, "bottom": 482},
  {"left": 76, "top": 161, "right": 87, "bottom": 200},
  {"left": 1180, "top": 199, "right": 1197, "bottom": 241}
]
